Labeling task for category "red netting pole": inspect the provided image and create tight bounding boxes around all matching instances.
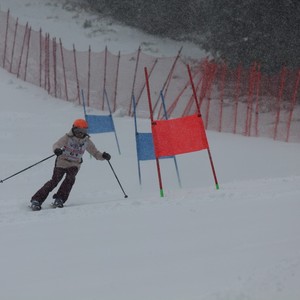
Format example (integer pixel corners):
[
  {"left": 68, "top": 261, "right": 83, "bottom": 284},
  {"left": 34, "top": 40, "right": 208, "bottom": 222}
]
[
  {"left": 87, "top": 45, "right": 91, "bottom": 107},
  {"left": 248, "top": 63, "right": 257, "bottom": 136},
  {"left": 218, "top": 63, "right": 227, "bottom": 132},
  {"left": 175, "top": 67, "right": 203, "bottom": 118},
  {"left": 176, "top": 81, "right": 194, "bottom": 117},
  {"left": 47, "top": 34, "right": 51, "bottom": 94},
  {"left": 233, "top": 65, "right": 242, "bottom": 134},
  {"left": 198, "top": 59, "right": 210, "bottom": 107},
  {"left": 187, "top": 64, "right": 201, "bottom": 115},
  {"left": 52, "top": 37, "right": 57, "bottom": 97},
  {"left": 43, "top": 33, "right": 49, "bottom": 91},
  {"left": 113, "top": 51, "right": 120, "bottom": 112},
  {"left": 244, "top": 63, "right": 256, "bottom": 136},
  {"left": 286, "top": 69, "right": 300, "bottom": 142},
  {"left": 254, "top": 65, "right": 261, "bottom": 137},
  {"left": 128, "top": 47, "right": 141, "bottom": 116},
  {"left": 133, "top": 58, "right": 158, "bottom": 117},
  {"left": 73, "top": 44, "right": 81, "bottom": 105},
  {"left": 161, "top": 47, "right": 182, "bottom": 97},
  {"left": 10, "top": 17, "right": 18, "bottom": 73},
  {"left": 102, "top": 46, "right": 108, "bottom": 110},
  {"left": 39, "top": 29, "right": 42, "bottom": 87},
  {"left": 24, "top": 27, "right": 32, "bottom": 82},
  {"left": 154, "top": 47, "right": 182, "bottom": 115},
  {"left": 273, "top": 66, "right": 287, "bottom": 140},
  {"left": 204, "top": 63, "right": 217, "bottom": 129},
  {"left": 3, "top": 10, "right": 9, "bottom": 68},
  {"left": 145, "top": 67, "right": 164, "bottom": 197},
  {"left": 59, "top": 38, "right": 68, "bottom": 101},
  {"left": 17, "top": 22, "right": 28, "bottom": 78},
  {"left": 44, "top": 33, "right": 47, "bottom": 89},
  {"left": 182, "top": 79, "right": 200, "bottom": 117}
]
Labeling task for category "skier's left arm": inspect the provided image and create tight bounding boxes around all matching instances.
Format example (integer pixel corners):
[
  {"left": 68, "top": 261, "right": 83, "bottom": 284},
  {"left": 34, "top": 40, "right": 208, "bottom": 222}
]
[{"left": 86, "top": 139, "right": 110, "bottom": 161}]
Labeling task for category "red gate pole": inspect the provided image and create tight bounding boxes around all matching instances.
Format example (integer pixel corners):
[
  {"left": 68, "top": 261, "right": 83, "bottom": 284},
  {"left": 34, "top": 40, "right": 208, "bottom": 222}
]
[{"left": 187, "top": 64, "right": 219, "bottom": 190}]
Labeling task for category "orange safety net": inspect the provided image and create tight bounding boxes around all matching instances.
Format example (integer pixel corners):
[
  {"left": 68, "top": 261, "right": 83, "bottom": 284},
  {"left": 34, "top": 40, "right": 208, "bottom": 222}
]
[{"left": 151, "top": 114, "right": 209, "bottom": 157}]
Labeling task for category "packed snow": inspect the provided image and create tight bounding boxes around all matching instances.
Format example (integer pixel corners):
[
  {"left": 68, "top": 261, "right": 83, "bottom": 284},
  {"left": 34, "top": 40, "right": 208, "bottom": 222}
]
[{"left": 0, "top": 1, "right": 300, "bottom": 299}]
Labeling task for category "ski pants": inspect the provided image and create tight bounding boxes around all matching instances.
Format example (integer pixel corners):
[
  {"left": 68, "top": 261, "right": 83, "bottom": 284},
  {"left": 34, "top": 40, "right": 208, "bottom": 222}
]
[{"left": 31, "top": 166, "right": 79, "bottom": 204}]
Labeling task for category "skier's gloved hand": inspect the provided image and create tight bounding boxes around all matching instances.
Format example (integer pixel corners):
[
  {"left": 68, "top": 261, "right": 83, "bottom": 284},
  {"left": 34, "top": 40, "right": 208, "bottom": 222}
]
[
  {"left": 102, "top": 152, "right": 111, "bottom": 161},
  {"left": 54, "top": 148, "right": 63, "bottom": 156}
]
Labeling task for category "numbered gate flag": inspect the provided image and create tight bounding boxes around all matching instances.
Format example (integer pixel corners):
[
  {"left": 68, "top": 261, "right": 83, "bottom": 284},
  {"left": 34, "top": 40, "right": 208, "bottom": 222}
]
[{"left": 151, "top": 114, "right": 209, "bottom": 157}]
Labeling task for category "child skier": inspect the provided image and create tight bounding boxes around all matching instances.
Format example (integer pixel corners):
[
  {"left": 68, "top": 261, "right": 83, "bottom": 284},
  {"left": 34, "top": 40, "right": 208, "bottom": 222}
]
[{"left": 30, "top": 119, "right": 111, "bottom": 210}]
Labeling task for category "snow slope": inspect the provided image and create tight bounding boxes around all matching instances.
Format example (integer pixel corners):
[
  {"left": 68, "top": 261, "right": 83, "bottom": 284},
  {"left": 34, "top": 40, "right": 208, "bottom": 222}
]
[
  {"left": 0, "top": 1, "right": 300, "bottom": 299},
  {"left": 0, "top": 0, "right": 204, "bottom": 58}
]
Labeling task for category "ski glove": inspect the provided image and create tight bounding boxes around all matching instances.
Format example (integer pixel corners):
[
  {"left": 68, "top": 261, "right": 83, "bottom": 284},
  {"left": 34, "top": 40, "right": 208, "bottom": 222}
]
[
  {"left": 102, "top": 152, "right": 111, "bottom": 161},
  {"left": 54, "top": 148, "right": 63, "bottom": 156}
]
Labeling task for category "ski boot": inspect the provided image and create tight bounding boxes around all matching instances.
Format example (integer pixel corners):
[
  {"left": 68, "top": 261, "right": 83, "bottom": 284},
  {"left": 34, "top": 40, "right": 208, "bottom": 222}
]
[
  {"left": 30, "top": 200, "right": 41, "bottom": 211},
  {"left": 53, "top": 198, "right": 64, "bottom": 208}
]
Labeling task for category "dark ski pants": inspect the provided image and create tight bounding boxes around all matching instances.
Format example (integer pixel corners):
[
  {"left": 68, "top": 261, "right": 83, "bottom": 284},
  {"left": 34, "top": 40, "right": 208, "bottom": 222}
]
[{"left": 31, "top": 166, "right": 79, "bottom": 204}]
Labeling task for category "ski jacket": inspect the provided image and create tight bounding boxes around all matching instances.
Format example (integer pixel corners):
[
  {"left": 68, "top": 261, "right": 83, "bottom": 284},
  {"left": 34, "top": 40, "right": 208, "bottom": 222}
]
[{"left": 53, "top": 130, "right": 104, "bottom": 169}]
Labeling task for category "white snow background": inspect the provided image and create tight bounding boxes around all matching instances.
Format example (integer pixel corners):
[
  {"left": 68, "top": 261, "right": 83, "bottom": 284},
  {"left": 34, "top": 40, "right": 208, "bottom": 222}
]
[{"left": 0, "top": 1, "right": 300, "bottom": 299}]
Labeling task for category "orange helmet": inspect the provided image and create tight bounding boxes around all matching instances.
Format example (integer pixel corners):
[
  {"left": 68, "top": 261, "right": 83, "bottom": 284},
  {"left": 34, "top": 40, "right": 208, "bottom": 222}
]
[{"left": 73, "top": 119, "right": 88, "bottom": 129}]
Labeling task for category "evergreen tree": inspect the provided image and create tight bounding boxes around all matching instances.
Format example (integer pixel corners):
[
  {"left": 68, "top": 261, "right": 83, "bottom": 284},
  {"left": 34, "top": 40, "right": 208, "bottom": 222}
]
[{"left": 201, "top": 0, "right": 300, "bottom": 72}]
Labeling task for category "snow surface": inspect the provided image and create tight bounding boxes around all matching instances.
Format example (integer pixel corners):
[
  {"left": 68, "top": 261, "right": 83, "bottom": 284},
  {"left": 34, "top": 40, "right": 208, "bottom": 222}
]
[{"left": 0, "top": 1, "right": 300, "bottom": 299}]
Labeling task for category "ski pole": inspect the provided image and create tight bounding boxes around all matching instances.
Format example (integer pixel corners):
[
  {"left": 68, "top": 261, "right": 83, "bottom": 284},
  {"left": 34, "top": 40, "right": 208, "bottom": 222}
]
[
  {"left": 0, "top": 154, "right": 56, "bottom": 183},
  {"left": 107, "top": 160, "right": 128, "bottom": 198}
]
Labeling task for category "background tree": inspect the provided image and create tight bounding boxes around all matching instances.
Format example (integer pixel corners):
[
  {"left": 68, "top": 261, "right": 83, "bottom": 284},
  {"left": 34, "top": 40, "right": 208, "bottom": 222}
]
[
  {"left": 82, "top": 0, "right": 300, "bottom": 72},
  {"left": 199, "top": 0, "right": 300, "bottom": 72}
]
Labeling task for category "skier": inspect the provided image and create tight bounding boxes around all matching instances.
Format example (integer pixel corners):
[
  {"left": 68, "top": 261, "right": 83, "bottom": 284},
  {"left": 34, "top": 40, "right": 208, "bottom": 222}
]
[{"left": 30, "top": 119, "right": 111, "bottom": 211}]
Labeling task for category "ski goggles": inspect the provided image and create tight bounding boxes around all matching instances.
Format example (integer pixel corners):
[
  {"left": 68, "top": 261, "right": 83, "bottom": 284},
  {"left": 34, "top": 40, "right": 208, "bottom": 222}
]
[{"left": 73, "top": 127, "right": 88, "bottom": 137}]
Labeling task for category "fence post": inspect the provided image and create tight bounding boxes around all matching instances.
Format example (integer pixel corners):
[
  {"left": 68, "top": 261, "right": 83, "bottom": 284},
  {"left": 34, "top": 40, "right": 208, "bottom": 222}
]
[
  {"left": 218, "top": 63, "right": 227, "bottom": 132},
  {"left": 24, "top": 27, "right": 31, "bottom": 81},
  {"left": 87, "top": 45, "right": 91, "bottom": 107},
  {"left": 9, "top": 17, "right": 18, "bottom": 73},
  {"left": 233, "top": 64, "right": 242, "bottom": 134},
  {"left": 39, "top": 29, "right": 42, "bottom": 87},
  {"left": 102, "top": 46, "right": 108, "bottom": 110},
  {"left": 59, "top": 38, "right": 68, "bottom": 101},
  {"left": 113, "top": 51, "right": 120, "bottom": 112},
  {"left": 128, "top": 47, "right": 141, "bottom": 116},
  {"left": 73, "top": 44, "right": 80, "bottom": 104},
  {"left": 17, "top": 22, "right": 28, "bottom": 78},
  {"left": 254, "top": 64, "right": 261, "bottom": 137},
  {"left": 286, "top": 69, "right": 300, "bottom": 142},
  {"left": 3, "top": 10, "right": 10, "bottom": 68},
  {"left": 273, "top": 66, "right": 287, "bottom": 140}
]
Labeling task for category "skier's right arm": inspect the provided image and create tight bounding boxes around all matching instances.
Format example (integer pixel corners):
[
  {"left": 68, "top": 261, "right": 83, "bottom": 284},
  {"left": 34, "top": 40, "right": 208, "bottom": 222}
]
[{"left": 52, "top": 135, "right": 68, "bottom": 154}]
